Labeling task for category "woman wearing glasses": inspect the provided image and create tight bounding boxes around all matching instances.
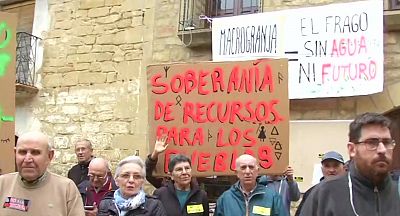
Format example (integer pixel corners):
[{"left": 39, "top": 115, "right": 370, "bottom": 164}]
[
  {"left": 97, "top": 156, "right": 167, "bottom": 216},
  {"left": 146, "top": 137, "right": 209, "bottom": 216}
]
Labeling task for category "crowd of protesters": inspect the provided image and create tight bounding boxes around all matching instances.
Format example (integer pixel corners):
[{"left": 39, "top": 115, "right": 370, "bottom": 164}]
[{"left": 0, "top": 112, "right": 399, "bottom": 215}]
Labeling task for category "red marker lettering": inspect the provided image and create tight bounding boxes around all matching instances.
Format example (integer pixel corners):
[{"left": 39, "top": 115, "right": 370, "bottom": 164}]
[
  {"left": 197, "top": 152, "right": 211, "bottom": 172},
  {"left": 151, "top": 74, "right": 168, "bottom": 94},
  {"left": 184, "top": 69, "right": 197, "bottom": 94},
  {"left": 211, "top": 67, "right": 225, "bottom": 92},
  {"left": 214, "top": 151, "right": 228, "bottom": 172},
  {"left": 258, "top": 145, "right": 273, "bottom": 169},
  {"left": 198, "top": 70, "right": 210, "bottom": 95}
]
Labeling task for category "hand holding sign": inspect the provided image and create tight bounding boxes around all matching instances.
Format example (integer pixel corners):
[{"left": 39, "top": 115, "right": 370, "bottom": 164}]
[
  {"left": 150, "top": 136, "right": 168, "bottom": 160},
  {"left": 147, "top": 59, "right": 289, "bottom": 176},
  {"left": 284, "top": 166, "right": 294, "bottom": 182}
]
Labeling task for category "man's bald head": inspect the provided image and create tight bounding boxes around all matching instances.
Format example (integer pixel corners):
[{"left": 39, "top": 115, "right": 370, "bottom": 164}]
[
  {"left": 88, "top": 158, "right": 110, "bottom": 188},
  {"left": 17, "top": 131, "right": 51, "bottom": 151},
  {"left": 235, "top": 154, "right": 259, "bottom": 192},
  {"left": 15, "top": 131, "right": 54, "bottom": 182},
  {"left": 235, "top": 154, "right": 258, "bottom": 170},
  {"left": 89, "top": 158, "right": 110, "bottom": 172}
]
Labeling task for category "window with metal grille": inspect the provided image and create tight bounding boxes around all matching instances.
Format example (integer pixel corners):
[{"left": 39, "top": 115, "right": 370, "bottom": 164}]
[
  {"left": 212, "top": 0, "right": 260, "bottom": 17},
  {"left": 390, "top": 0, "right": 400, "bottom": 10},
  {"left": 179, "top": 0, "right": 262, "bottom": 31}
]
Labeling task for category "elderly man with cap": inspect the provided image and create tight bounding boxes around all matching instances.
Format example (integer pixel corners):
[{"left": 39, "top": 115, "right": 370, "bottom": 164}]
[
  {"left": 295, "top": 151, "right": 345, "bottom": 216},
  {"left": 0, "top": 131, "right": 84, "bottom": 216},
  {"left": 319, "top": 151, "right": 345, "bottom": 180}
]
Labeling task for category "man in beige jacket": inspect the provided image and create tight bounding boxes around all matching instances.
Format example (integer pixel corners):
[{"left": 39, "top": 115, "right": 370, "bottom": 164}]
[{"left": 0, "top": 131, "right": 84, "bottom": 216}]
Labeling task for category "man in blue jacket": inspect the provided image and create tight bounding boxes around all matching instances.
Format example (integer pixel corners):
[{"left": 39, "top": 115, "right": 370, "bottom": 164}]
[
  {"left": 215, "top": 154, "right": 287, "bottom": 216},
  {"left": 259, "top": 166, "right": 300, "bottom": 215}
]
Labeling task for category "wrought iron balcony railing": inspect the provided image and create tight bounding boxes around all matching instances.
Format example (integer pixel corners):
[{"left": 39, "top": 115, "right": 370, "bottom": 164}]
[
  {"left": 16, "top": 32, "right": 41, "bottom": 86},
  {"left": 179, "top": 0, "right": 262, "bottom": 32},
  {"left": 390, "top": 0, "right": 400, "bottom": 10}
]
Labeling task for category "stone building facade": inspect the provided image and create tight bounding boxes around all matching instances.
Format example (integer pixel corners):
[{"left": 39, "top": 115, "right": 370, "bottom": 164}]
[{"left": 4, "top": 0, "right": 400, "bottom": 183}]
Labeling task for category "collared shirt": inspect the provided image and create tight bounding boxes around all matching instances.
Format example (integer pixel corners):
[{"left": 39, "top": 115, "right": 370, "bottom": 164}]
[
  {"left": 20, "top": 172, "right": 48, "bottom": 187},
  {"left": 239, "top": 183, "right": 257, "bottom": 200},
  {"left": 84, "top": 177, "right": 113, "bottom": 206}
]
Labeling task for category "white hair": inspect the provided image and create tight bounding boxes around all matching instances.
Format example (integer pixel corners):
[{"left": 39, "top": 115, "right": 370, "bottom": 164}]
[
  {"left": 114, "top": 155, "right": 146, "bottom": 178},
  {"left": 235, "top": 154, "right": 258, "bottom": 171}
]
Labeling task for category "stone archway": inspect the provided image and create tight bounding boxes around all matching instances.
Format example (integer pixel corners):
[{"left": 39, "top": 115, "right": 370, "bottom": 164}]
[{"left": 354, "top": 82, "right": 400, "bottom": 115}]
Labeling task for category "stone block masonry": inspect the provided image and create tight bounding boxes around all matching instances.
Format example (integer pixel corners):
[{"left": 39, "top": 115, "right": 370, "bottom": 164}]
[
  {"left": 40, "top": 0, "right": 154, "bottom": 174},
  {"left": 35, "top": 1, "right": 400, "bottom": 189}
]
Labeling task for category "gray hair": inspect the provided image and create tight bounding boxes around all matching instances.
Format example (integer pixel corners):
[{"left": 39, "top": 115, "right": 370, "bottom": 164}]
[
  {"left": 114, "top": 155, "right": 146, "bottom": 179},
  {"left": 235, "top": 154, "right": 258, "bottom": 171},
  {"left": 75, "top": 139, "right": 93, "bottom": 149},
  {"left": 46, "top": 139, "right": 53, "bottom": 151}
]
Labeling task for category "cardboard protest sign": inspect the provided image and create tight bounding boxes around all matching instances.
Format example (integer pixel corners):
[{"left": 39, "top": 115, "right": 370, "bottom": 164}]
[
  {"left": 0, "top": 12, "right": 17, "bottom": 174},
  {"left": 212, "top": 0, "right": 383, "bottom": 99},
  {"left": 147, "top": 58, "right": 289, "bottom": 176}
]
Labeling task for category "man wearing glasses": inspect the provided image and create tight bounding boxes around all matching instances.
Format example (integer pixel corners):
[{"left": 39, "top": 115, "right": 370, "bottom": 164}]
[
  {"left": 215, "top": 154, "right": 287, "bottom": 216},
  {"left": 300, "top": 112, "right": 400, "bottom": 216},
  {"left": 78, "top": 158, "right": 117, "bottom": 216}
]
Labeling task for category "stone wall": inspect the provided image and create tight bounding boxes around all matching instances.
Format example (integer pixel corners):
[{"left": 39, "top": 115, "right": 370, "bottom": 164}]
[
  {"left": 32, "top": 0, "right": 400, "bottom": 178},
  {"left": 36, "top": 0, "right": 155, "bottom": 175}
]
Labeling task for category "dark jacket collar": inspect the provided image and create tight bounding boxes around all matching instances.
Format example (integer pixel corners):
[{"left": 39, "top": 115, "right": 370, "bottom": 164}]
[
  {"left": 350, "top": 161, "right": 392, "bottom": 191},
  {"left": 79, "top": 156, "right": 94, "bottom": 167}
]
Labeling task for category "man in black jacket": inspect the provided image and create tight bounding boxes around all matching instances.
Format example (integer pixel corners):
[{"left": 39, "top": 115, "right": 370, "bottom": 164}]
[
  {"left": 68, "top": 139, "right": 94, "bottom": 185},
  {"left": 146, "top": 137, "right": 209, "bottom": 216},
  {"left": 300, "top": 112, "right": 400, "bottom": 216},
  {"left": 295, "top": 151, "right": 345, "bottom": 216}
]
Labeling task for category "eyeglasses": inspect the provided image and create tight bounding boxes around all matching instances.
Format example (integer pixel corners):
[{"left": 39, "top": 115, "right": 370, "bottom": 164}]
[
  {"left": 353, "top": 138, "right": 396, "bottom": 151},
  {"left": 239, "top": 164, "right": 257, "bottom": 171},
  {"left": 88, "top": 173, "right": 107, "bottom": 180},
  {"left": 173, "top": 166, "right": 192, "bottom": 174},
  {"left": 118, "top": 173, "right": 143, "bottom": 181}
]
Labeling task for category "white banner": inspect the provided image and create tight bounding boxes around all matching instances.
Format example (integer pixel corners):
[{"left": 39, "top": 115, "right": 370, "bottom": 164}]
[{"left": 212, "top": 0, "right": 383, "bottom": 99}]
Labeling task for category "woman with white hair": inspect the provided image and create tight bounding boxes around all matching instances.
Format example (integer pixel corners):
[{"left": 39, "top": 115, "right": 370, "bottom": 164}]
[{"left": 97, "top": 156, "right": 166, "bottom": 216}]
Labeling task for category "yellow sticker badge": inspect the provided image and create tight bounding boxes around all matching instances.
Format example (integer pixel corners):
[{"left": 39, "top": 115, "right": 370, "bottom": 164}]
[
  {"left": 187, "top": 204, "right": 204, "bottom": 214},
  {"left": 252, "top": 205, "right": 270, "bottom": 216}
]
